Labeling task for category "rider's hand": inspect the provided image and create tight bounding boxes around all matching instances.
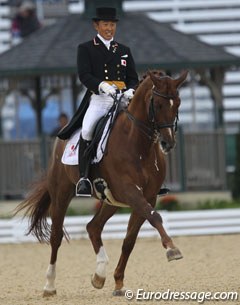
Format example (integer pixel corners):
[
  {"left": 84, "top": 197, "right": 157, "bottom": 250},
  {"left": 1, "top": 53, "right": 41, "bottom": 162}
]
[
  {"left": 123, "top": 88, "right": 135, "bottom": 100},
  {"left": 99, "top": 82, "right": 116, "bottom": 96}
]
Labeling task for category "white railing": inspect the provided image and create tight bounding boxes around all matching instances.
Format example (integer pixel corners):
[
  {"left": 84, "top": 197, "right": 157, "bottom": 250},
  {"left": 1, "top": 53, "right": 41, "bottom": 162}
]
[
  {"left": 0, "top": 0, "right": 11, "bottom": 54},
  {"left": 124, "top": 0, "right": 240, "bottom": 12},
  {"left": 1, "top": 209, "right": 240, "bottom": 244}
]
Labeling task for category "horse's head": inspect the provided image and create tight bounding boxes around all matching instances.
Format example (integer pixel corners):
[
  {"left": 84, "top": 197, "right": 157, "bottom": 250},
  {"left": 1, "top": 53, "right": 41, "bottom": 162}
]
[{"left": 145, "top": 70, "right": 188, "bottom": 153}]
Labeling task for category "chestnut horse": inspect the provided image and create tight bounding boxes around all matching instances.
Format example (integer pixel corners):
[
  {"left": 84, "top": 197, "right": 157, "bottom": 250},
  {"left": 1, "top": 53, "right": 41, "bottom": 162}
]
[{"left": 15, "top": 70, "right": 188, "bottom": 297}]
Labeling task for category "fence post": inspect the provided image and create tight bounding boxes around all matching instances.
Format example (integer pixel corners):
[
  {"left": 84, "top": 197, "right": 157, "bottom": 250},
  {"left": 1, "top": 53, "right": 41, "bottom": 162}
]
[
  {"left": 178, "top": 126, "right": 186, "bottom": 191},
  {"left": 39, "top": 135, "right": 48, "bottom": 170}
]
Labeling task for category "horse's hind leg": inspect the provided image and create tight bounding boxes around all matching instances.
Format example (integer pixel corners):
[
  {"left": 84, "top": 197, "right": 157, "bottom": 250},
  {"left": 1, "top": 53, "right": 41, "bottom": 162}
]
[
  {"left": 86, "top": 202, "right": 118, "bottom": 289},
  {"left": 113, "top": 212, "right": 145, "bottom": 296},
  {"left": 43, "top": 188, "right": 74, "bottom": 297}
]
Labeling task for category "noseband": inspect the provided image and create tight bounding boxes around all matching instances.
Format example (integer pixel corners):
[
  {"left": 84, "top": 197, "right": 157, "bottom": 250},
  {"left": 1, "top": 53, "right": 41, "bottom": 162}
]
[{"left": 124, "top": 87, "right": 179, "bottom": 142}]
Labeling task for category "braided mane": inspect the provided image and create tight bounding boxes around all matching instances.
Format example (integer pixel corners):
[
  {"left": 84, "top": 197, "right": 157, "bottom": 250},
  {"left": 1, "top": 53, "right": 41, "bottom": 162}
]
[{"left": 136, "top": 70, "right": 166, "bottom": 89}]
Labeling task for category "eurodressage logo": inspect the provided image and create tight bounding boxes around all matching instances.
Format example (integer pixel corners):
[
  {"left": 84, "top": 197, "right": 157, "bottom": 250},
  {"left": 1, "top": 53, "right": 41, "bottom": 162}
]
[{"left": 124, "top": 289, "right": 239, "bottom": 303}]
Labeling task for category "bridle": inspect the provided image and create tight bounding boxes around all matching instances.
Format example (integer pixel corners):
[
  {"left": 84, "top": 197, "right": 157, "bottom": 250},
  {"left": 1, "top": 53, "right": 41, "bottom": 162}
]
[
  {"left": 149, "top": 87, "right": 179, "bottom": 132},
  {"left": 124, "top": 86, "right": 179, "bottom": 142}
]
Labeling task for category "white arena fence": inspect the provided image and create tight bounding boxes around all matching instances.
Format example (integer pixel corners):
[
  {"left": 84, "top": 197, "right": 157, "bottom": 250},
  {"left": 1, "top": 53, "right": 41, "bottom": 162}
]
[{"left": 1, "top": 209, "right": 240, "bottom": 244}]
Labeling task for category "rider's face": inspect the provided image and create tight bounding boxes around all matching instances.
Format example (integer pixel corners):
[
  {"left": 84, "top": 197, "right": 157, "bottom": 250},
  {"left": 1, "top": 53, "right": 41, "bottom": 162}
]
[{"left": 94, "top": 20, "right": 117, "bottom": 40}]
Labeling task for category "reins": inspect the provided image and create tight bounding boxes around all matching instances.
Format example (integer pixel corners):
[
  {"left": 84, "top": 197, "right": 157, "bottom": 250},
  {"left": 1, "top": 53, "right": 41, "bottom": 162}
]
[{"left": 124, "top": 109, "right": 154, "bottom": 140}]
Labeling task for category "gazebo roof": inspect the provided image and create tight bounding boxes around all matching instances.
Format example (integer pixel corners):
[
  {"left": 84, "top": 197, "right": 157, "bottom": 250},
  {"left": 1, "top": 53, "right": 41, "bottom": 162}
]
[{"left": 0, "top": 12, "right": 239, "bottom": 77}]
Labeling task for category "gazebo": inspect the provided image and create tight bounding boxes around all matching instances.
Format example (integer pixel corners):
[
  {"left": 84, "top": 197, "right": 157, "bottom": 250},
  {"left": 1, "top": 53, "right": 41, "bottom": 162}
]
[{"left": 0, "top": 0, "right": 240, "bottom": 136}]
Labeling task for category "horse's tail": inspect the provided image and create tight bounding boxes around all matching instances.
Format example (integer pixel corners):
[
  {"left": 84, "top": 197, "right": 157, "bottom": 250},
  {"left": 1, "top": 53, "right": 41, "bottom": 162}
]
[{"left": 14, "top": 174, "right": 52, "bottom": 243}]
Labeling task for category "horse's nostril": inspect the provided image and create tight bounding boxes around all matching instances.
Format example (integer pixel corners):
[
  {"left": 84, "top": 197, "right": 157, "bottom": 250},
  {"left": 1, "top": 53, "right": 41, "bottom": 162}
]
[{"left": 161, "top": 141, "right": 167, "bottom": 149}]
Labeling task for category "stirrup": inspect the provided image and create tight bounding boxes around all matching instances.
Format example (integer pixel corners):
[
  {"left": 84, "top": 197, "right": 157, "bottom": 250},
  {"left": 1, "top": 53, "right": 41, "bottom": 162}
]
[{"left": 76, "top": 178, "right": 93, "bottom": 197}]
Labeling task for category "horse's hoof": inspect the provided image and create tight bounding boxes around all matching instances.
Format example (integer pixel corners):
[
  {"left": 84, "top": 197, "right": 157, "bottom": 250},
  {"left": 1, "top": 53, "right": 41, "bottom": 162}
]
[
  {"left": 166, "top": 247, "right": 183, "bottom": 261},
  {"left": 112, "top": 287, "right": 127, "bottom": 296},
  {"left": 43, "top": 289, "right": 57, "bottom": 297},
  {"left": 91, "top": 273, "right": 106, "bottom": 289}
]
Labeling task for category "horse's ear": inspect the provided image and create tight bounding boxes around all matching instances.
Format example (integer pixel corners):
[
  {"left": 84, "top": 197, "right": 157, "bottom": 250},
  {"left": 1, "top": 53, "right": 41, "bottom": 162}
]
[
  {"left": 148, "top": 70, "right": 158, "bottom": 83},
  {"left": 174, "top": 70, "right": 189, "bottom": 88}
]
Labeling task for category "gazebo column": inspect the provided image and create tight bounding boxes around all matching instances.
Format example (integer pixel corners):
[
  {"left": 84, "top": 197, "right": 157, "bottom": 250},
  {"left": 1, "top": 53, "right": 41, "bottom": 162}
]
[
  {"left": 33, "top": 76, "right": 48, "bottom": 169},
  {"left": 0, "top": 94, "right": 5, "bottom": 138},
  {"left": 197, "top": 67, "right": 225, "bottom": 129},
  {"left": 34, "top": 76, "right": 43, "bottom": 136}
]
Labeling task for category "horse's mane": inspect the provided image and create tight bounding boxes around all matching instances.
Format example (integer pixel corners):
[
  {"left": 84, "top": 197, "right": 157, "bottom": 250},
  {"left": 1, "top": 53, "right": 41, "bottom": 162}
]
[{"left": 136, "top": 69, "right": 166, "bottom": 89}]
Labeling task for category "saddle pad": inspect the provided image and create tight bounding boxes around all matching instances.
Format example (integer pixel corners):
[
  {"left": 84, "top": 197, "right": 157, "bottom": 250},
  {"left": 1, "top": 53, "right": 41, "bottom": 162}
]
[
  {"left": 61, "top": 129, "right": 80, "bottom": 165},
  {"left": 61, "top": 115, "right": 112, "bottom": 165}
]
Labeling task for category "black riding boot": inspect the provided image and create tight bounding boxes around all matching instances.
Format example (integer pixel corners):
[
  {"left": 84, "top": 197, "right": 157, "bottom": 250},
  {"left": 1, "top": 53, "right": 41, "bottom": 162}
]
[
  {"left": 158, "top": 187, "right": 170, "bottom": 196},
  {"left": 76, "top": 135, "right": 93, "bottom": 197}
]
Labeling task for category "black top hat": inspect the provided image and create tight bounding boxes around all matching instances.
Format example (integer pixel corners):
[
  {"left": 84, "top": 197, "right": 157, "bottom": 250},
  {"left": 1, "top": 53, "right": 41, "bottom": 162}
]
[{"left": 92, "top": 7, "right": 119, "bottom": 22}]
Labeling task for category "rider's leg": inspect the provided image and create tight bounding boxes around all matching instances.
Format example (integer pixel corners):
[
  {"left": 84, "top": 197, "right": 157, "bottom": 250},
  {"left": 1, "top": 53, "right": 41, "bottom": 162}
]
[
  {"left": 76, "top": 95, "right": 112, "bottom": 197},
  {"left": 76, "top": 134, "right": 92, "bottom": 196},
  {"left": 158, "top": 187, "right": 170, "bottom": 196}
]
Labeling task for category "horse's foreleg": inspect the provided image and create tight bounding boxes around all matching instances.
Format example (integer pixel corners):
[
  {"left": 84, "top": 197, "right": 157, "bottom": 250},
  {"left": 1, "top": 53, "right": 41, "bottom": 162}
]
[
  {"left": 138, "top": 203, "right": 182, "bottom": 260},
  {"left": 43, "top": 193, "right": 73, "bottom": 297},
  {"left": 86, "top": 203, "right": 118, "bottom": 289},
  {"left": 113, "top": 212, "right": 145, "bottom": 295},
  {"left": 118, "top": 184, "right": 182, "bottom": 261}
]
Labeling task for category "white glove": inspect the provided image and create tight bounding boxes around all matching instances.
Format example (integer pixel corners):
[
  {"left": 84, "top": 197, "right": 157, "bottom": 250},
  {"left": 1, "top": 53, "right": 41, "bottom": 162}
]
[
  {"left": 123, "top": 88, "right": 135, "bottom": 100},
  {"left": 99, "top": 81, "right": 116, "bottom": 96}
]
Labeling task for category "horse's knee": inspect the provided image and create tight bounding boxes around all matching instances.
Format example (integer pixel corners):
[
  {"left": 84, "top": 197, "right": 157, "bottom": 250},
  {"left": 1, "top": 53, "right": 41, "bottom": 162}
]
[
  {"left": 150, "top": 210, "right": 163, "bottom": 223},
  {"left": 137, "top": 203, "right": 163, "bottom": 225}
]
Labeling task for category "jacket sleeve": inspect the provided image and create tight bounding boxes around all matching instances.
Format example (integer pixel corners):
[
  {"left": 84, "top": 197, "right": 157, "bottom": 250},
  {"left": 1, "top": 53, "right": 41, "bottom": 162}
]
[
  {"left": 77, "top": 45, "right": 102, "bottom": 94},
  {"left": 125, "top": 48, "right": 139, "bottom": 90}
]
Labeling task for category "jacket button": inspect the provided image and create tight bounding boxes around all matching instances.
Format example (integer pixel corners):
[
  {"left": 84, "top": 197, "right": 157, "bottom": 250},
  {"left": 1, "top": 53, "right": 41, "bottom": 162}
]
[
  {"left": 105, "top": 76, "right": 109, "bottom": 79},
  {"left": 104, "top": 70, "right": 108, "bottom": 73}
]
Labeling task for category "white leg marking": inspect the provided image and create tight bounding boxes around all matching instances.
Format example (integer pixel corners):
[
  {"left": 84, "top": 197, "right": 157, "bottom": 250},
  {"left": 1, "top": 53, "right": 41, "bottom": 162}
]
[
  {"left": 44, "top": 264, "right": 56, "bottom": 292},
  {"left": 96, "top": 246, "right": 109, "bottom": 278}
]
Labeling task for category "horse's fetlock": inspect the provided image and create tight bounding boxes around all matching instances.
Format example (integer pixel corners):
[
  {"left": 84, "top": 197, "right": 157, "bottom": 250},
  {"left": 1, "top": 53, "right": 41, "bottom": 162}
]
[{"left": 114, "top": 271, "right": 124, "bottom": 283}]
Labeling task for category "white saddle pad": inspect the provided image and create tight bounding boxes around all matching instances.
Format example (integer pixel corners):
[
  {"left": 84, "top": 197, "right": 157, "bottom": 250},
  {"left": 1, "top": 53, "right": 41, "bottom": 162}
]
[
  {"left": 61, "top": 116, "right": 112, "bottom": 165},
  {"left": 61, "top": 129, "right": 80, "bottom": 165}
]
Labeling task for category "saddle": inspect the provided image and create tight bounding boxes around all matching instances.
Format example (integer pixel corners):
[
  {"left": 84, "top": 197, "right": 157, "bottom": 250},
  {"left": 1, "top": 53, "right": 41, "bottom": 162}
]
[
  {"left": 61, "top": 94, "right": 124, "bottom": 166},
  {"left": 85, "top": 94, "right": 124, "bottom": 160}
]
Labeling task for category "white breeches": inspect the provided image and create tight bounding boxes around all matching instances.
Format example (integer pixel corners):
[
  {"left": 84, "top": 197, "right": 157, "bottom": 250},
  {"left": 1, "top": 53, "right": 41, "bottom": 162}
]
[{"left": 81, "top": 93, "right": 127, "bottom": 141}]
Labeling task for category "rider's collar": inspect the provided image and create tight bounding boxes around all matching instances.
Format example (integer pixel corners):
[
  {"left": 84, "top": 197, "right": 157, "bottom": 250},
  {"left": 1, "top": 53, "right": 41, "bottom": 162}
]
[{"left": 97, "top": 34, "right": 114, "bottom": 49}]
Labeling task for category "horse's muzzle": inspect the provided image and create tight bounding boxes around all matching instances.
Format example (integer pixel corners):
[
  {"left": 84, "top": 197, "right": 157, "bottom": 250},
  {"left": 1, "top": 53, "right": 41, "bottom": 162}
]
[{"left": 160, "top": 139, "right": 175, "bottom": 154}]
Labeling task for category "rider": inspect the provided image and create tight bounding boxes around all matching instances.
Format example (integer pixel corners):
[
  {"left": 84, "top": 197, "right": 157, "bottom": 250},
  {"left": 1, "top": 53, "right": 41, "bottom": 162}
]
[{"left": 58, "top": 7, "right": 139, "bottom": 197}]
